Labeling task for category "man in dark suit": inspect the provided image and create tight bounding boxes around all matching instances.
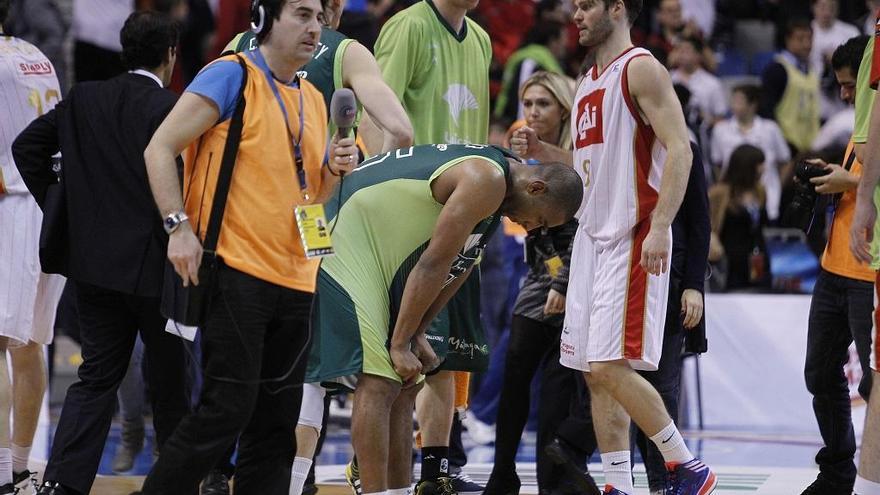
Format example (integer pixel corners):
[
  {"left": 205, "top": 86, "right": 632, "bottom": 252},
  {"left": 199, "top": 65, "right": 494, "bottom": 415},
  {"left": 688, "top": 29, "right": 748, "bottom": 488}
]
[{"left": 12, "top": 11, "right": 190, "bottom": 495}]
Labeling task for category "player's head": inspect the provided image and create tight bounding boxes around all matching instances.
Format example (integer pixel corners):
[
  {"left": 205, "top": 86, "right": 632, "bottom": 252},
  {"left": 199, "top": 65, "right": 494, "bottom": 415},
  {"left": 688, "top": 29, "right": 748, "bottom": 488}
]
[
  {"left": 730, "top": 84, "right": 760, "bottom": 120},
  {"left": 503, "top": 161, "right": 583, "bottom": 231},
  {"left": 832, "top": 35, "right": 869, "bottom": 105},
  {"left": 783, "top": 18, "right": 813, "bottom": 62},
  {"left": 0, "top": 0, "right": 10, "bottom": 28},
  {"left": 253, "top": 0, "right": 323, "bottom": 65},
  {"left": 520, "top": 71, "right": 575, "bottom": 149},
  {"left": 572, "top": 0, "right": 643, "bottom": 48},
  {"left": 320, "top": 0, "right": 346, "bottom": 29},
  {"left": 120, "top": 11, "right": 180, "bottom": 86}
]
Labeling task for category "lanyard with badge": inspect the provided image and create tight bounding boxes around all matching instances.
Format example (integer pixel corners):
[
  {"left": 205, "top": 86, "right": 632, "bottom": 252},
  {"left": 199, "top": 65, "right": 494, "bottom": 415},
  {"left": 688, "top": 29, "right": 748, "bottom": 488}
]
[{"left": 256, "top": 51, "right": 334, "bottom": 258}]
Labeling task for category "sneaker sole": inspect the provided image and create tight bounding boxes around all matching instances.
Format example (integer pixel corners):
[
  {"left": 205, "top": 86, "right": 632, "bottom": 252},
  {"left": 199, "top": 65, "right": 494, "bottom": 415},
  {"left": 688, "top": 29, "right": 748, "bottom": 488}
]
[
  {"left": 544, "top": 443, "right": 601, "bottom": 495},
  {"left": 700, "top": 472, "right": 718, "bottom": 495}
]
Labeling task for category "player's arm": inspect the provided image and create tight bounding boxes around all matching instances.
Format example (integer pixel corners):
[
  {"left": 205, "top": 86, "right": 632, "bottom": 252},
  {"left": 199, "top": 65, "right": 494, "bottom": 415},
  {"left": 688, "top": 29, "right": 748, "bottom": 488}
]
[
  {"left": 851, "top": 90, "right": 880, "bottom": 263},
  {"left": 389, "top": 161, "right": 505, "bottom": 380},
  {"left": 509, "top": 126, "right": 573, "bottom": 165},
  {"left": 11, "top": 107, "right": 61, "bottom": 205},
  {"left": 343, "top": 42, "right": 413, "bottom": 153},
  {"left": 629, "top": 55, "right": 693, "bottom": 274}
]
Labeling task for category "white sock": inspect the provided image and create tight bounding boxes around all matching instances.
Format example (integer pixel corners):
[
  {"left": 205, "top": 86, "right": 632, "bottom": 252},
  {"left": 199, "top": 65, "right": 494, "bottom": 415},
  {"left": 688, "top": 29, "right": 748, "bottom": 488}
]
[
  {"left": 600, "top": 451, "right": 633, "bottom": 494},
  {"left": 650, "top": 421, "right": 694, "bottom": 464},
  {"left": 855, "top": 476, "right": 880, "bottom": 495},
  {"left": 288, "top": 457, "right": 313, "bottom": 495},
  {"left": 11, "top": 444, "right": 29, "bottom": 475},
  {"left": 387, "top": 488, "right": 412, "bottom": 495},
  {"left": 0, "top": 448, "right": 11, "bottom": 486}
]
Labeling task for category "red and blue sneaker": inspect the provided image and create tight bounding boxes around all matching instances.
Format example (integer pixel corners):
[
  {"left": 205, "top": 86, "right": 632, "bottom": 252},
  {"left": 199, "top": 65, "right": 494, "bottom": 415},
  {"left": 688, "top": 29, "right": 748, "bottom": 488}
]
[
  {"left": 603, "top": 485, "right": 630, "bottom": 495},
  {"left": 666, "top": 459, "right": 717, "bottom": 495}
]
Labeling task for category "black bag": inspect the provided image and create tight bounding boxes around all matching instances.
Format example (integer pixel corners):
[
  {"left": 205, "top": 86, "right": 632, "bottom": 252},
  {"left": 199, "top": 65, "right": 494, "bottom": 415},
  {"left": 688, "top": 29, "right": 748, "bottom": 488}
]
[{"left": 160, "top": 56, "right": 249, "bottom": 326}]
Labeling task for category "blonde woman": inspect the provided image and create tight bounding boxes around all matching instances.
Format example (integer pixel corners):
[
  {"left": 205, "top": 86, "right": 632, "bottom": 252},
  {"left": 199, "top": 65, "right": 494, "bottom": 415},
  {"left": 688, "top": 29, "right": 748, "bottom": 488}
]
[{"left": 506, "top": 71, "right": 574, "bottom": 154}]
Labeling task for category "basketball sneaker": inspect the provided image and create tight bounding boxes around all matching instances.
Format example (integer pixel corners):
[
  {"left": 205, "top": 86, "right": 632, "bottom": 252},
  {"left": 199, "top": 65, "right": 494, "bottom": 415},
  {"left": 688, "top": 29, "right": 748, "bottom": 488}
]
[
  {"left": 13, "top": 470, "right": 37, "bottom": 495},
  {"left": 448, "top": 471, "right": 482, "bottom": 495},
  {"left": 414, "top": 477, "right": 457, "bottom": 495},
  {"left": 665, "top": 459, "right": 717, "bottom": 495},
  {"left": 345, "top": 459, "right": 363, "bottom": 495},
  {"left": 603, "top": 485, "right": 630, "bottom": 495}
]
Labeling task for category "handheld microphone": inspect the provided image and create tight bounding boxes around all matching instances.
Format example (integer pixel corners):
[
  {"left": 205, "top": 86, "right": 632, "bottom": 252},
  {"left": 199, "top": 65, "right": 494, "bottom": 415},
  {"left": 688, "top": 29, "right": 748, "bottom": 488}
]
[{"left": 330, "top": 88, "right": 357, "bottom": 139}]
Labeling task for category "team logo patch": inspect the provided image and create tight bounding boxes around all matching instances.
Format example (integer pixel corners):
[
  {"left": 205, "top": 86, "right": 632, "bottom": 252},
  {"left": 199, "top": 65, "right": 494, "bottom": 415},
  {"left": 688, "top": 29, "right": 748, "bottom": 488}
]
[
  {"left": 18, "top": 61, "right": 52, "bottom": 76},
  {"left": 575, "top": 89, "right": 605, "bottom": 148}
]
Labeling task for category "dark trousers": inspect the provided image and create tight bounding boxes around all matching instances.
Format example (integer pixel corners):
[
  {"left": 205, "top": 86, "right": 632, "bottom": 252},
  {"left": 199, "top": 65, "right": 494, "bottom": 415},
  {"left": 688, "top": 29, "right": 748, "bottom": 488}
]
[
  {"left": 490, "top": 315, "right": 586, "bottom": 491},
  {"left": 141, "top": 266, "right": 312, "bottom": 495},
  {"left": 805, "top": 269, "right": 874, "bottom": 487},
  {"left": 634, "top": 281, "right": 688, "bottom": 493},
  {"left": 44, "top": 281, "right": 189, "bottom": 495}
]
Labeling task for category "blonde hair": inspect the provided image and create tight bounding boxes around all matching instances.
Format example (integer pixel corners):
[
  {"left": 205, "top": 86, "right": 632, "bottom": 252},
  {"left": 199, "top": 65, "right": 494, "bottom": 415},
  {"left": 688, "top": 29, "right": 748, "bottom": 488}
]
[{"left": 519, "top": 71, "right": 575, "bottom": 150}]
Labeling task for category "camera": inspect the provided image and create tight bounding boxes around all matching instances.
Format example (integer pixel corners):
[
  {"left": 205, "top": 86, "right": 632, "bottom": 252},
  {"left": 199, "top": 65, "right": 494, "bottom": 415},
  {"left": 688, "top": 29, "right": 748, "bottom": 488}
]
[{"left": 781, "top": 161, "right": 830, "bottom": 232}]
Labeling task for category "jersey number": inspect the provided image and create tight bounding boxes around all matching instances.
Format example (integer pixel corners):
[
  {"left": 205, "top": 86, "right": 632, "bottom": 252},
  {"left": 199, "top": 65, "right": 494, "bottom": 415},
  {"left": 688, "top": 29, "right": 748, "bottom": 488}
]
[{"left": 27, "top": 88, "right": 60, "bottom": 117}]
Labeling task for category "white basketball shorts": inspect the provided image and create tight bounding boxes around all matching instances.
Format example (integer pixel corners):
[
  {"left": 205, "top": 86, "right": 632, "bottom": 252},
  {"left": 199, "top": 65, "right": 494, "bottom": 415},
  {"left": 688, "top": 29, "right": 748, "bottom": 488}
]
[{"left": 560, "top": 221, "right": 669, "bottom": 372}]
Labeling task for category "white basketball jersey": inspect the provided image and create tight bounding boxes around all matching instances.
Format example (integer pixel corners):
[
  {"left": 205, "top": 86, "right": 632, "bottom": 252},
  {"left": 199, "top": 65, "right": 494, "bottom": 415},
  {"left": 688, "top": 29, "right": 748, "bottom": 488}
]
[
  {"left": 571, "top": 46, "right": 666, "bottom": 245},
  {"left": 0, "top": 36, "right": 61, "bottom": 195}
]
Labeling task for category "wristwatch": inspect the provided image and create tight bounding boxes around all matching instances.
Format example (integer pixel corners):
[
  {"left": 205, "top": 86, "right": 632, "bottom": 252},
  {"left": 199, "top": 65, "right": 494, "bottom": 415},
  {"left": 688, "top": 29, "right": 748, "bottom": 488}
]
[{"left": 163, "top": 211, "right": 189, "bottom": 234}]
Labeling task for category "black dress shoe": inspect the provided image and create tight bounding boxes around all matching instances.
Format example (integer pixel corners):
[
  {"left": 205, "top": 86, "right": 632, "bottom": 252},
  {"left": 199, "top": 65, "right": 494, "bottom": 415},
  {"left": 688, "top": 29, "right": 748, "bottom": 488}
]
[
  {"left": 36, "top": 481, "right": 79, "bottom": 495},
  {"left": 200, "top": 469, "right": 231, "bottom": 495},
  {"left": 483, "top": 470, "right": 520, "bottom": 495},
  {"left": 544, "top": 439, "right": 601, "bottom": 495},
  {"left": 800, "top": 477, "right": 853, "bottom": 495}
]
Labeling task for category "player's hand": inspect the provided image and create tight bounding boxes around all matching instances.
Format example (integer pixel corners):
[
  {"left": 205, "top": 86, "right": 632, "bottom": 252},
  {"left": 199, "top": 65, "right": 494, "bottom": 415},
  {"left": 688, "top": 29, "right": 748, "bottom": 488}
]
[
  {"left": 390, "top": 344, "right": 422, "bottom": 386},
  {"left": 543, "top": 288, "right": 566, "bottom": 315},
  {"left": 680, "top": 289, "right": 703, "bottom": 329},
  {"left": 640, "top": 226, "right": 670, "bottom": 275},
  {"left": 509, "top": 126, "right": 543, "bottom": 160},
  {"left": 850, "top": 193, "right": 877, "bottom": 264},
  {"left": 168, "top": 224, "right": 203, "bottom": 287},
  {"left": 411, "top": 334, "right": 440, "bottom": 374},
  {"left": 807, "top": 160, "right": 856, "bottom": 194},
  {"left": 328, "top": 132, "right": 359, "bottom": 176}
]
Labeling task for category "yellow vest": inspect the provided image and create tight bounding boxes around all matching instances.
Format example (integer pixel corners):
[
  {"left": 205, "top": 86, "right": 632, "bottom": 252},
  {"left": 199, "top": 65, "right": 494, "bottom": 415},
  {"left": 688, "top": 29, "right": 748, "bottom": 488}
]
[{"left": 774, "top": 56, "right": 819, "bottom": 152}]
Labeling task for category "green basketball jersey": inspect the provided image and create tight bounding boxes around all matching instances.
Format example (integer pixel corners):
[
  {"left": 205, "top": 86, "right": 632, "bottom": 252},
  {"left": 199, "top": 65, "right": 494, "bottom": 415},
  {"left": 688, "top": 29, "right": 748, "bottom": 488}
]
[
  {"left": 322, "top": 144, "right": 511, "bottom": 314},
  {"left": 374, "top": 0, "right": 491, "bottom": 145}
]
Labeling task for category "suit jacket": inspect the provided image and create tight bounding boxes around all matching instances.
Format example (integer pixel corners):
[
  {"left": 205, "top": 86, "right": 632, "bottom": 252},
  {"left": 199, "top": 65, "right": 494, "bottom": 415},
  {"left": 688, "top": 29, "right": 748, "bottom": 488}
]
[{"left": 12, "top": 72, "right": 178, "bottom": 297}]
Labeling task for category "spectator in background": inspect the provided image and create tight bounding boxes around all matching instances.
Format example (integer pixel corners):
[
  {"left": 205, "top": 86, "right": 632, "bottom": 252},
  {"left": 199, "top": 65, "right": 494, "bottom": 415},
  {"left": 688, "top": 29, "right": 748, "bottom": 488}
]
[
  {"left": 708, "top": 144, "right": 772, "bottom": 292},
  {"left": 679, "top": 0, "right": 715, "bottom": 39},
  {"left": 643, "top": 0, "right": 713, "bottom": 69},
  {"left": 670, "top": 36, "right": 727, "bottom": 127},
  {"left": 801, "top": 33, "right": 874, "bottom": 495},
  {"left": 6, "top": 0, "right": 71, "bottom": 90},
  {"left": 211, "top": 0, "right": 252, "bottom": 57},
  {"left": 860, "top": 0, "right": 880, "bottom": 34},
  {"left": 759, "top": 18, "right": 820, "bottom": 154},
  {"left": 811, "top": 0, "right": 860, "bottom": 120},
  {"left": 13, "top": 12, "right": 190, "bottom": 495},
  {"left": 711, "top": 84, "right": 791, "bottom": 221},
  {"left": 474, "top": 0, "right": 534, "bottom": 70},
  {"left": 71, "top": 0, "right": 131, "bottom": 81},
  {"left": 494, "top": 22, "right": 567, "bottom": 124}
]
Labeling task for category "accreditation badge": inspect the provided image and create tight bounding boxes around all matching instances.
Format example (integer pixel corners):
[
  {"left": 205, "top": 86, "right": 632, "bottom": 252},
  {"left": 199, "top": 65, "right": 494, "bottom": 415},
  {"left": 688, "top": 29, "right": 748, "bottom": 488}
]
[
  {"left": 544, "top": 255, "right": 563, "bottom": 278},
  {"left": 294, "top": 204, "right": 335, "bottom": 258}
]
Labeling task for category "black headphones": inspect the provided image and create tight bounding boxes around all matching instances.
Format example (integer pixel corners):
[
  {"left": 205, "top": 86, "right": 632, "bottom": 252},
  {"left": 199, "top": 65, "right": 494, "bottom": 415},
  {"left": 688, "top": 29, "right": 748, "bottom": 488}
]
[{"left": 250, "top": 0, "right": 266, "bottom": 34}]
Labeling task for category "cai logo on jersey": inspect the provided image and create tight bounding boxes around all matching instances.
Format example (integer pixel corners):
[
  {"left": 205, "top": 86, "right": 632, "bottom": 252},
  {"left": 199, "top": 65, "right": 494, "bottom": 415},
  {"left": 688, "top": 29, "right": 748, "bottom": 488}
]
[{"left": 575, "top": 88, "right": 605, "bottom": 148}]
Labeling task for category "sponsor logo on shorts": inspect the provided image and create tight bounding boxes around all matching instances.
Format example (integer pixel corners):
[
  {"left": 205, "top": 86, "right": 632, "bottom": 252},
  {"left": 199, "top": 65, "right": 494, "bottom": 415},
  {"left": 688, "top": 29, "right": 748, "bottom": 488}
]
[{"left": 424, "top": 334, "right": 445, "bottom": 342}]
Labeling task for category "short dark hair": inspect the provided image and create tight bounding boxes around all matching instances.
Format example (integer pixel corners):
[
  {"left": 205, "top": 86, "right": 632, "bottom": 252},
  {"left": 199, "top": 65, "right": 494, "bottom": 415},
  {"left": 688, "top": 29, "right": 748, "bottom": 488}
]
[
  {"left": 832, "top": 35, "right": 870, "bottom": 75},
  {"left": 523, "top": 21, "right": 565, "bottom": 47},
  {"left": 537, "top": 162, "right": 584, "bottom": 221},
  {"left": 679, "top": 35, "right": 704, "bottom": 53},
  {"left": 784, "top": 18, "right": 813, "bottom": 40},
  {"left": 120, "top": 11, "right": 179, "bottom": 71},
  {"left": 732, "top": 83, "right": 761, "bottom": 105},
  {"left": 604, "top": 0, "right": 643, "bottom": 25},
  {"left": 0, "top": 0, "right": 9, "bottom": 25},
  {"left": 255, "top": 0, "right": 285, "bottom": 44}
]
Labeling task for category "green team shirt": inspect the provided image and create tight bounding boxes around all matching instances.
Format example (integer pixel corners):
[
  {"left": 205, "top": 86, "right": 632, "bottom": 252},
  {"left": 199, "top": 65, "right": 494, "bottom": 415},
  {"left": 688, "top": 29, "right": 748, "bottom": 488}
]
[
  {"left": 305, "top": 144, "right": 512, "bottom": 383},
  {"left": 374, "top": 0, "right": 491, "bottom": 145},
  {"left": 852, "top": 25, "right": 880, "bottom": 267}
]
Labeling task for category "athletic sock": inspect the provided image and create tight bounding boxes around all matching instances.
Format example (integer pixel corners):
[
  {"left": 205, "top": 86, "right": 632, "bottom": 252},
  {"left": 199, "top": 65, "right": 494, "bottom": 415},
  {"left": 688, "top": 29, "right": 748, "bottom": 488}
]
[
  {"left": 600, "top": 451, "right": 633, "bottom": 494},
  {"left": 855, "top": 476, "right": 880, "bottom": 495},
  {"left": 289, "top": 456, "right": 313, "bottom": 495},
  {"left": 420, "top": 446, "right": 449, "bottom": 481},
  {"left": 10, "top": 444, "right": 29, "bottom": 475},
  {"left": 387, "top": 488, "right": 412, "bottom": 495},
  {"left": 650, "top": 421, "right": 694, "bottom": 464},
  {"left": 0, "top": 448, "right": 11, "bottom": 486}
]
